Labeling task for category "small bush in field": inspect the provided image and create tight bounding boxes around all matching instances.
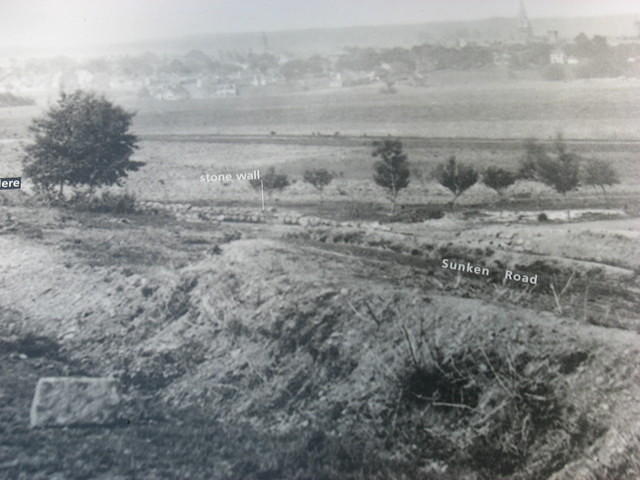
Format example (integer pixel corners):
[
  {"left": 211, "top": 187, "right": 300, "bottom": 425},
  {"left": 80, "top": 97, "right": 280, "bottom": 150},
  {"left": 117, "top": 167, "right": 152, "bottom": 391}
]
[
  {"left": 483, "top": 166, "right": 516, "bottom": 198},
  {"left": 581, "top": 159, "right": 619, "bottom": 197},
  {"left": 249, "top": 167, "right": 290, "bottom": 196},
  {"left": 72, "top": 191, "right": 138, "bottom": 214},
  {"left": 434, "top": 156, "right": 478, "bottom": 204},
  {"left": 519, "top": 136, "right": 580, "bottom": 196},
  {"left": 519, "top": 135, "right": 580, "bottom": 219},
  {"left": 303, "top": 168, "right": 336, "bottom": 194}
]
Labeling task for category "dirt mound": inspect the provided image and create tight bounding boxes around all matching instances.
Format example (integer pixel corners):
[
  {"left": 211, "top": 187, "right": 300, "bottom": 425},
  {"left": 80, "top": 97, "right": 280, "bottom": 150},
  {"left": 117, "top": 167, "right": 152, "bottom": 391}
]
[
  {"left": 1, "top": 212, "right": 639, "bottom": 478},
  {"left": 59, "top": 238, "right": 638, "bottom": 480},
  {"left": 285, "top": 223, "right": 640, "bottom": 330}
]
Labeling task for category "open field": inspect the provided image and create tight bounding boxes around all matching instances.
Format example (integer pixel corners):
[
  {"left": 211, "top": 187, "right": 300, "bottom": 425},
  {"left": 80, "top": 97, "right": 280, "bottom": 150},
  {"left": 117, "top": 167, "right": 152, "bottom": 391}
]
[
  {"left": 3, "top": 75, "right": 640, "bottom": 140},
  {"left": 107, "top": 135, "right": 640, "bottom": 207},
  {"left": 2, "top": 75, "right": 639, "bottom": 208},
  {"left": 127, "top": 79, "right": 640, "bottom": 139},
  {"left": 4, "top": 133, "right": 640, "bottom": 209}
]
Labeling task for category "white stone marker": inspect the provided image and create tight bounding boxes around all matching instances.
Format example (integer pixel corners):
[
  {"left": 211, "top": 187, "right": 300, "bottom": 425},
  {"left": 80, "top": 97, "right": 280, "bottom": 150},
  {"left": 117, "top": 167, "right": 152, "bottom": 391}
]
[{"left": 30, "top": 377, "right": 120, "bottom": 428}]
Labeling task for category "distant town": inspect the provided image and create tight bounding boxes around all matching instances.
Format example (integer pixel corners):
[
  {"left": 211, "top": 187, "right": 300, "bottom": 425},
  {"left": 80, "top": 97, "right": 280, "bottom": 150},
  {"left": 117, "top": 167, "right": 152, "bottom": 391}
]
[{"left": 1, "top": 1, "right": 640, "bottom": 105}]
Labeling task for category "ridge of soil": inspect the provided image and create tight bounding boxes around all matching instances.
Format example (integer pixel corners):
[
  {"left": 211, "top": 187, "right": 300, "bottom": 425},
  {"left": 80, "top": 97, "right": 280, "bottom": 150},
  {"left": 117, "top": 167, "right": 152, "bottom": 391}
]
[{"left": 0, "top": 203, "right": 638, "bottom": 479}]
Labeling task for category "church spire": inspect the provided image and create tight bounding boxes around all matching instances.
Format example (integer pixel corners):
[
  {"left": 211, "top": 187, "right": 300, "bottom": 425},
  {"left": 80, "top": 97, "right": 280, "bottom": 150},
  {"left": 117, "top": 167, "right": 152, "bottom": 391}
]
[{"left": 518, "top": 0, "right": 533, "bottom": 42}]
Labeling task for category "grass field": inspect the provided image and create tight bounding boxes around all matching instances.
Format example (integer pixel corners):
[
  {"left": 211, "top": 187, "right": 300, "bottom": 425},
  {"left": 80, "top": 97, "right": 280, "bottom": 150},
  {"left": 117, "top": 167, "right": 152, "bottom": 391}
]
[
  {"left": 125, "top": 78, "right": 640, "bottom": 139},
  {"left": 117, "top": 135, "right": 639, "bottom": 207},
  {"left": 1, "top": 74, "right": 639, "bottom": 207},
  {"left": 3, "top": 132, "right": 639, "bottom": 207},
  {"left": 1, "top": 75, "right": 639, "bottom": 207},
  {"left": 4, "top": 75, "right": 640, "bottom": 140}
]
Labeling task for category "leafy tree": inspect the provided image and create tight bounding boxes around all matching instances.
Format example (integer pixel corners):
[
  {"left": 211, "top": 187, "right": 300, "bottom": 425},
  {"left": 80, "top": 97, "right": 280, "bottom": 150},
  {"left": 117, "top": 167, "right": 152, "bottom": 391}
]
[
  {"left": 434, "top": 156, "right": 478, "bottom": 205},
  {"left": 280, "top": 57, "right": 326, "bottom": 81},
  {"left": 521, "top": 136, "right": 580, "bottom": 196},
  {"left": 247, "top": 52, "right": 279, "bottom": 74},
  {"left": 117, "top": 55, "right": 154, "bottom": 77},
  {"left": 280, "top": 59, "right": 308, "bottom": 81},
  {"left": 336, "top": 47, "right": 381, "bottom": 72},
  {"left": 511, "top": 42, "right": 553, "bottom": 68},
  {"left": 23, "top": 90, "right": 142, "bottom": 198},
  {"left": 483, "top": 166, "right": 516, "bottom": 198},
  {"left": 518, "top": 139, "right": 547, "bottom": 180},
  {"left": 183, "top": 49, "right": 216, "bottom": 73},
  {"left": 568, "top": 34, "right": 619, "bottom": 78},
  {"left": 518, "top": 136, "right": 581, "bottom": 218},
  {"left": 303, "top": 168, "right": 335, "bottom": 200},
  {"left": 483, "top": 166, "right": 516, "bottom": 216},
  {"left": 249, "top": 167, "right": 290, "bottom": 196},
  {"left": 582, "top": 159, "right": 619, "bottom": 203},
  {"left": 372, "top": 139, "right": 410, "bottom": 213},
  {"left": 569, "top": 33, "right": 610, "bottom": 60},
  {"left": 572, "top": 33, "right": 592, "bottom": 58}
]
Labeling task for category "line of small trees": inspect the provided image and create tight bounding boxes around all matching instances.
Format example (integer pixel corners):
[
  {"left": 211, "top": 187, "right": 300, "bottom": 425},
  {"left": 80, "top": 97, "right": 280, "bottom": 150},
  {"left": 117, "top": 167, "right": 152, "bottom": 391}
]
[
  {"left": 248, "top": 167, "right": 339, "bottom": 200},
  {"left": 251, "top": 136, "right": 619, "bottom": 215},
  {"left": 369, "top": 136, "right": 619, "bottom": 216}
]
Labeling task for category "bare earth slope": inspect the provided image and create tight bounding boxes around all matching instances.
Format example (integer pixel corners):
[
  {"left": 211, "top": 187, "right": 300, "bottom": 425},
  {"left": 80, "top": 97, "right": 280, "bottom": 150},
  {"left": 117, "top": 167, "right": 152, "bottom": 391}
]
[{"left": 0, "top": 205, "right": 639, "bottom": 479}]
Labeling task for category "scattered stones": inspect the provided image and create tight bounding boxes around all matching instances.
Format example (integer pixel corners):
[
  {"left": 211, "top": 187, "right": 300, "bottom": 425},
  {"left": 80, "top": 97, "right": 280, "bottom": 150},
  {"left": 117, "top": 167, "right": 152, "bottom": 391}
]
[{"left": 30, "top": 377, "right": 121, "bottom": 428}]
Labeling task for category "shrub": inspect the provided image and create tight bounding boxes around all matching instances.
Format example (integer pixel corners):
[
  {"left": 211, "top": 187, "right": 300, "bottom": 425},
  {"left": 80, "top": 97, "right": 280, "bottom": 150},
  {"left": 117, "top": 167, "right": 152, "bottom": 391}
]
[
  {"left": 483, "top": 166, "right": 517, "bottom": 197},
  {"left": 249, "top": 167, "right": 290, "bottom": 196},
  {"left": 71, "top": 191, "right": 138, "bottom": 214},
  {"left": 518, "top": 139, "right": 547, "bottom": 181},
  {"left": 383, "top": 206, "right": 445, "bottom": 223},
  {"left": 434, "top": 156, "right": 478, "bottom": 204},
  {"left": 519, "top": 135, "right": 580, "bottom": 218},
  {"left": 393, "top": 321, "right": 602, "bottom": 480},
  {"left": 581, "top": 159, "right": 619, "bottom": 197},
  {"left": 303, "top": 168, "right": 336, "bottom": 196},
  {"left": 574, "top": 59, "right": 621, "bottom": 79}
]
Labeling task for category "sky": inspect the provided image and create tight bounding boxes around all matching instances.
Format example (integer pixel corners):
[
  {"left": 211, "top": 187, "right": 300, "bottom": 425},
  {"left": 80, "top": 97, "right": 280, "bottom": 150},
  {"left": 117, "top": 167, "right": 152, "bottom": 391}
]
[{"left": 0, "top": 0, "right": 639, "bottom": 49}]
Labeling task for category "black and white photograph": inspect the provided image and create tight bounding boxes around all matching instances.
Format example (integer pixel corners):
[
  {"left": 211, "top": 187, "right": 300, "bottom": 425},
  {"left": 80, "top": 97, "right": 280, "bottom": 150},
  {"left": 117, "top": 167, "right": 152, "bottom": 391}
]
[{"left": 0, "top": 1, "right": 639, "bottom": 478}]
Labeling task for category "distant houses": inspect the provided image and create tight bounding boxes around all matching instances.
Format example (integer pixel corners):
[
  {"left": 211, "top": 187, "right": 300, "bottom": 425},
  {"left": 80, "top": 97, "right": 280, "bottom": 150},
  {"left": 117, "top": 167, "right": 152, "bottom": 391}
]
[
  {"left": 213, "top": 83, "right": 238, "bottom": 97},
  {"left": 2, "top": 1, "right": 640, "bottom": 103},
  {"left": 151, "top": 84, "right": 190, "bottom": 101},
  {"left": 549, "top": 48, "right": 579, "bottom": 65},
  {"left": 549, "top": 49, "right": 566, "bottom": 65},
  {"left": 141, "top": 80, "right": 238, "bottom": 101}
]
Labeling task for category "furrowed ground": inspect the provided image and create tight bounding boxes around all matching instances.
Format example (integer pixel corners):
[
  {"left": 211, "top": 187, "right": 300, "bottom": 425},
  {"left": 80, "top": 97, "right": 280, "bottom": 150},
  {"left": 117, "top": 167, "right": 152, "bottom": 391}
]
[{"left": 0, "top": 191, "right": 638, "bottom": 479}]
